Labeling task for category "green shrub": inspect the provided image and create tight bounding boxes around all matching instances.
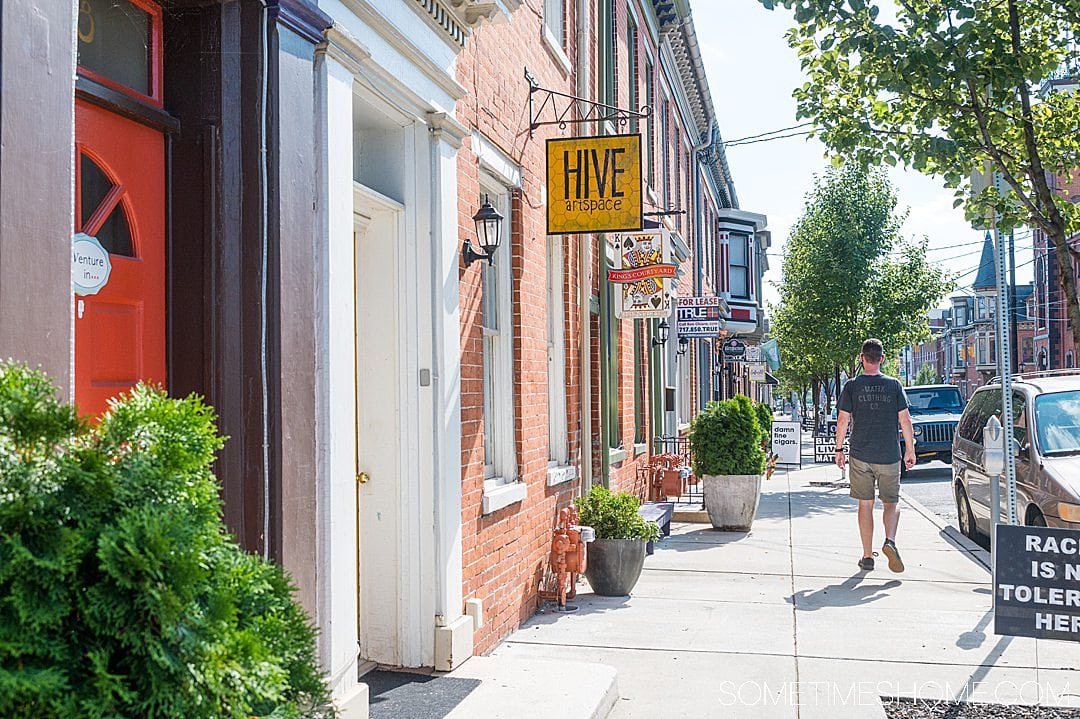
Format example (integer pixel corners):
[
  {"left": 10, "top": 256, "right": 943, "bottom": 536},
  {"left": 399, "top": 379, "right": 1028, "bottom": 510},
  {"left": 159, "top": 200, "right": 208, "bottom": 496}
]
[
  {"left": 0, "top": 363, "right": 333, "bottom": 719},
  {"left": 689, "top": 394, "right": 767, "bottom": 476},
  {"left": 574, "top": 486, "right": 660, "bottom": 542},
  {"left": 755, "top": 401, "right": 773, "bottom": 447}
]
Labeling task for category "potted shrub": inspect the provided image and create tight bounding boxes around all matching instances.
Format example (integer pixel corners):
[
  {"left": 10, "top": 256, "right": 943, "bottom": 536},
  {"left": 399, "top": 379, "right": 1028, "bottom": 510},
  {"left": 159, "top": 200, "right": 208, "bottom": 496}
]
[
  {"left": 574, "top": 486, "right": 660, "bottom": 596},
  {"left": 689, "top": 394, "right": 767, "bottom": 531}
]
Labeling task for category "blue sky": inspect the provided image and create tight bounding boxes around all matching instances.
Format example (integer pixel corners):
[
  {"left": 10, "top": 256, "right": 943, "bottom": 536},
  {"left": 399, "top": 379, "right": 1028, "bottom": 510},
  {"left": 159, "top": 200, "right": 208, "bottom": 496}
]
[{"left": 694, "top": 0, "right": 1033, "bottom": 310}]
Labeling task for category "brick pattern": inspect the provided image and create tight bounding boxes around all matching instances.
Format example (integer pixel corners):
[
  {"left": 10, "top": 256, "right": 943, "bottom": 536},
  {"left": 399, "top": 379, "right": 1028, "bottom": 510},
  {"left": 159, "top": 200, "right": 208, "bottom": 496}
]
[{"left": 454, "top": 0, "right": 721, "bottom": 654}]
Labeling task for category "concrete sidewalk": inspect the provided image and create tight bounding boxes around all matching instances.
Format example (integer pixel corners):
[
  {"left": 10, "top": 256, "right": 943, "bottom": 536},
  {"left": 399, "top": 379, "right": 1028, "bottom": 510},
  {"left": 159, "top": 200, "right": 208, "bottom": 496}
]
[{"left": 482, "top": 460, "right": 1080, "bottom": 718}]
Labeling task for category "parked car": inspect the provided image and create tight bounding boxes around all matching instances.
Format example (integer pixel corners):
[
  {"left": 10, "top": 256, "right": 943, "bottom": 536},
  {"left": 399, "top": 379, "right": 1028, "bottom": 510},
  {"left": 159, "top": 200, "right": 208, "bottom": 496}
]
[
  {"left": 952, "top": 371, "right": 1080, "bottom": 541},
  {"left": 900, "top": 384, "right": 965, "bottom": 478}
]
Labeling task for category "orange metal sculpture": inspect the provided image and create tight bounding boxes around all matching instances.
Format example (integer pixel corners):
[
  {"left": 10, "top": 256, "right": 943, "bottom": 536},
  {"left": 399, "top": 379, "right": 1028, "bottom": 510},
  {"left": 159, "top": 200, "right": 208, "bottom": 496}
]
[{"left": 539, "top": 506, "right": 588, "bottom": 609}]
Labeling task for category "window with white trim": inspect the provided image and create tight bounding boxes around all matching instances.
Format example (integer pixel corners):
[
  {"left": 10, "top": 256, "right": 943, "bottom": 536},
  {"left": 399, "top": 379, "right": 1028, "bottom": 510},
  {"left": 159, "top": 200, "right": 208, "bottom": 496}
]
[
  {"left": 729, "top": 234, "right": 750, "bottom": 299},
  {"left": 543, "top": 0, "right": 564, "bottom": 48},
  {"left": 546, "top": 236, "right": 569, "bottom": 465},
  {"left": 481, "top": 186, "right": 517, "bottom": 487}
]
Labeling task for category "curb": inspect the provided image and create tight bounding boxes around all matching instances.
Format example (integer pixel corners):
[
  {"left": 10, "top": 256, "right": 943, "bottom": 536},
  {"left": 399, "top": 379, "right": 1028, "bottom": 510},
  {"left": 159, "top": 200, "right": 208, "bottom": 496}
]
[{"left": 899, "top": 489, "right": 991, "bottom": 570}]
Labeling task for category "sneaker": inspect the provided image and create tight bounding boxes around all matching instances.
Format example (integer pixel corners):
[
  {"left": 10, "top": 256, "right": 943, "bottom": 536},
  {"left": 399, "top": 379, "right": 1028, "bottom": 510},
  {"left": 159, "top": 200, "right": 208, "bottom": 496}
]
[
  {"left": 882, "top": 539, "right": 905, "bottom": 573},
  {"left": 858, "top": 555, "right": 875, "bottom": 571}
]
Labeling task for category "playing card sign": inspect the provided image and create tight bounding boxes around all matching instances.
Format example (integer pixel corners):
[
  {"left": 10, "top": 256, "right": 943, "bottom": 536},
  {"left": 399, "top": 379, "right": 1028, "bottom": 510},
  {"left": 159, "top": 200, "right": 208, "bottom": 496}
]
[{"left": 608, "top": 230, "right": 674, "bottom": 319}]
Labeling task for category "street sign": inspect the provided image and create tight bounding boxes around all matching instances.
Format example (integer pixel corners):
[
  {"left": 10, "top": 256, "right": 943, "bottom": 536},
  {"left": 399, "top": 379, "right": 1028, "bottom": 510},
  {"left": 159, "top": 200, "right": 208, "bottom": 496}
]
[
  {"left": 676, "top": 296, "right": 722, "bottom": 337},
  {"left": 546, "top": 134, "right": 643, "bottom": 234},
  {"left": 772, "top": 421, "right": 801, "bottom": 466},
  {"left": 721, "top": 338, "right": 745, "bottom": 358},
  {"left": 994, "top": 524, "right": 1080, "bottom": 642}
]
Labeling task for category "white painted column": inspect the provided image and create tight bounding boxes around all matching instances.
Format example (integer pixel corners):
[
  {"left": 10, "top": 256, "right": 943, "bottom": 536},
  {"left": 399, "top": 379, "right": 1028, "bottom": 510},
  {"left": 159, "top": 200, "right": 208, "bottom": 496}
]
[
  {"left": 428, "top": 112, "right": 468, "bottom": 669},
  {"left": 314, "top": 26, "right": 369, "bottom": 718}
]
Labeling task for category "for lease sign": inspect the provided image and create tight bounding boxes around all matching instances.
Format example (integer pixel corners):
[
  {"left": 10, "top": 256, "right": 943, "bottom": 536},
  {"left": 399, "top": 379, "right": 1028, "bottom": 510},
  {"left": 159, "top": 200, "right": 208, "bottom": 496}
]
[
  {"left": 995, "top": 524, "right": 1080, "bottom": 642},
  {"left": 546, "top": 134, "right": 642, "bottom": 234},
  {"left": 676, "top": 296, "right": 722, "bottom": 337}
]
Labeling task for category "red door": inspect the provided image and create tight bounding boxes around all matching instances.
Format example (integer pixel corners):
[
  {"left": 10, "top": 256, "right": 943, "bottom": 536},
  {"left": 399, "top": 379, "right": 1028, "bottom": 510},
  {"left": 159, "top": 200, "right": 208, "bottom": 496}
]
[{"left": 74, "top": 99, "right": 165, "bottom": 417}]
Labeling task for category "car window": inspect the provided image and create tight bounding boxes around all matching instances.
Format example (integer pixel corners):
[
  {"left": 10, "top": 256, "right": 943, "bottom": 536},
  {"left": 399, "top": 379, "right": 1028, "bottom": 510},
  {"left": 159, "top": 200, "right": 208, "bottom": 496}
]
[
  {"left": 1034, "top": 390, "right": 1080, "bottom": 456},
  {"left": 1012, "top": 392, "right": 1029, "bottom": 449},
  {"left": 905, "top": 387, "right": 964, "bottom": 413},
  {"left": 957, "top": 390, "right": 1000, "bottom": 442}
]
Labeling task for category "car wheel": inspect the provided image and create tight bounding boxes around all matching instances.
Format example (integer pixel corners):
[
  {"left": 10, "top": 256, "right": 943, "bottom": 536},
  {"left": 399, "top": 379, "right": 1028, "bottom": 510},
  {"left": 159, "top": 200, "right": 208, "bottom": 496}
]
[
  {"left": 956, "top": 484, "right": 980, "bottom": 541},
  {"left": 1027, "top": 510, "right": 1047, "bottom": 528},
  {"left": 943, "top": 452, "right": 953, "bottom": 465}
]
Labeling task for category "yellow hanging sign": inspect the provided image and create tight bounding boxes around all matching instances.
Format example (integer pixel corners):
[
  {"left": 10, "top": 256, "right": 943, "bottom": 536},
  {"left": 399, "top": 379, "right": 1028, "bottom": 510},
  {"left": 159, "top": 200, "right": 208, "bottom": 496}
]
[{"left": 546, "top": 134, "right": 642, "bottom": 235}]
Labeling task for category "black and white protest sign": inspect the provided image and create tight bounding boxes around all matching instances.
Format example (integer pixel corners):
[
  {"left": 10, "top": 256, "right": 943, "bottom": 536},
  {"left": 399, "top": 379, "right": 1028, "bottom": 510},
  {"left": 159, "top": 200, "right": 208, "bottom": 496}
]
[{"left": 994, "top": 524, "right": 1080, "bottom": 642}]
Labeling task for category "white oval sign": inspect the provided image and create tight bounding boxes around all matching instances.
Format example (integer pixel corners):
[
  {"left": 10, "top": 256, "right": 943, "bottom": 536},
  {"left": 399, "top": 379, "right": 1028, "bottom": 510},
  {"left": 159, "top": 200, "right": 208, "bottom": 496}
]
[{"left": 72, "top": 233, "right": 112, "bottom": 296}]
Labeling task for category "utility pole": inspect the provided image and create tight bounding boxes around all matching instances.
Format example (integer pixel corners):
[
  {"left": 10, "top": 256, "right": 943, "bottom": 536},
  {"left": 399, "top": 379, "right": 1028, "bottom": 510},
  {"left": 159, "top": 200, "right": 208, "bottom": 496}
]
[{"left": 1009, "top": 229, "right": 1018, "bottom": 373}]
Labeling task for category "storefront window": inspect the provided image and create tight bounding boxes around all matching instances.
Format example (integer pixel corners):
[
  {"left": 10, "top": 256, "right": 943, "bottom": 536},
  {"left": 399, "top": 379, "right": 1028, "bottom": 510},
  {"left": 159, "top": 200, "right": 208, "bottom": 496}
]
[{"left": 77, "top": 0, "right": 161, "bottom": 102}]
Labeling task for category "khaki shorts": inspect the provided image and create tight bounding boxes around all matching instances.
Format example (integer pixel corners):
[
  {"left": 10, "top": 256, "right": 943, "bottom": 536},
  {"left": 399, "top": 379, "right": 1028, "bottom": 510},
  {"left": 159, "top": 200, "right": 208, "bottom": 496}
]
[{"left": 848, "top": 457, "right": 901, "bottom": 504}]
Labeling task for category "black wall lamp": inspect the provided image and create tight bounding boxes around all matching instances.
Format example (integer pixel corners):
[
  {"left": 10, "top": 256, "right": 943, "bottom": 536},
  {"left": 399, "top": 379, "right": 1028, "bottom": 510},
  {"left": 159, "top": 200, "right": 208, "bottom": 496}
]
[
  {"left": 652, "top": 319, "right": 670, "bottom": 347},
  {"left": 676, "top": 335, "right": 689, "bottom": 356},
  {"left": 463, "top": 196, "right": 503, "bottom": 266}
]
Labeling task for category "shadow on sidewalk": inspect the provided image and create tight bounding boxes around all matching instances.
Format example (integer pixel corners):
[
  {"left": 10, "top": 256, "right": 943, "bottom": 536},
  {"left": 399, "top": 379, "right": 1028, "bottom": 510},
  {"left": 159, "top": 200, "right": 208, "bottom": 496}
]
[
  {"left": 789, "top": 574, "right": 902, "bottom": 610},
  {"left": 527, "top": 592, "right": 632, "bottom": 625}
]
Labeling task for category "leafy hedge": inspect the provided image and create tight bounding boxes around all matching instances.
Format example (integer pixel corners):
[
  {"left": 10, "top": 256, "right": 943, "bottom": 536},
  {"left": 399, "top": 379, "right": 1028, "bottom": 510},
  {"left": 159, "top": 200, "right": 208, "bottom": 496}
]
[
  {"left": 574, "top": 486, "right": 660, "bottom": 542},
  {"left": 689, "top": 394, "right": 767, "bottom": 476},
  {"left": 754, "top": 401, "right": 773, "bottom": 440},
  {"left": 0, "top": 363, "right": 332, "bottom": 719}
]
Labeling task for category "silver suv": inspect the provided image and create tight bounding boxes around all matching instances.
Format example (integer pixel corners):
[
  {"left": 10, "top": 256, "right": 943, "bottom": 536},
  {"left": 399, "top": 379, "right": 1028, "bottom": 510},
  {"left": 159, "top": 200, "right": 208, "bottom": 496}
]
[{"left": 952, "top": 371, "right": 1080, "bottom": 540}]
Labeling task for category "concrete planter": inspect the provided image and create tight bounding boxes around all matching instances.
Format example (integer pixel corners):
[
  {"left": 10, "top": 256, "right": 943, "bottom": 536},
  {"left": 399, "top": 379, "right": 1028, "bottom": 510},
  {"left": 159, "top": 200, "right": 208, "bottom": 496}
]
[
  {"left": 584, "top": 538, "right": 647, "bottom": 596},
  {"left": 702, "top": 474, "right": 762, "bottom": 531}
]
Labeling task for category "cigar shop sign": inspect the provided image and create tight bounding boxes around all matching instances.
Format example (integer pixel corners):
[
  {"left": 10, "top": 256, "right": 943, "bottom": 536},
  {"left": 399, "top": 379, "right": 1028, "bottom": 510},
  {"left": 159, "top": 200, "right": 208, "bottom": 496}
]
[
  {"left": 546, "top": 134, "right": 643, "bottom": 234},
  {"left": 72, "top": 233, "right": 112, "bottom": 296}
]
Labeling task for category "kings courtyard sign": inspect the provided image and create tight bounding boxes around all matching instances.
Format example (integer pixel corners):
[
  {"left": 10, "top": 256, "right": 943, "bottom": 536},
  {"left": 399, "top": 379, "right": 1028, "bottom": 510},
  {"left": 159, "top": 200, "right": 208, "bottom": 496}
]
[{"left": 546, "top": 134, "right": 642, "bottom": 234}]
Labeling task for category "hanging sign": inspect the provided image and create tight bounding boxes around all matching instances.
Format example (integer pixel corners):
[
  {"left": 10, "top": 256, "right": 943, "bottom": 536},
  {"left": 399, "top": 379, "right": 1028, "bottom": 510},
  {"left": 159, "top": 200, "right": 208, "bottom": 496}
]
[
  {"left": 72, "top": 233, "right": 112, "bottom": 296},
  {"left": 611, "top": 229, "right": 672, "bottom": 319},
  {"left": 994, "top": 524, "right": 1080, "bottom": 642},
  {"left": 676, "top": 296, "right": 722, "bottom": 337},
  {"left": 546, "top": 134, "right": 642, "bottom": 234},
  {"left": 721, "top": 338, "right": 746, "bottom": 358},
  {"left": 748, "top": 363, "right": 766, "bottom": 382}
]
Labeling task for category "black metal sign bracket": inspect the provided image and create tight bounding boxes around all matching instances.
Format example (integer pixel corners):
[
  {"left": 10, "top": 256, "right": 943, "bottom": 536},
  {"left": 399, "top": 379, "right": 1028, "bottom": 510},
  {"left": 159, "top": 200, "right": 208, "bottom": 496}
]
[{"left": 526, "top": 67, "right": 651, "bottom": 138}]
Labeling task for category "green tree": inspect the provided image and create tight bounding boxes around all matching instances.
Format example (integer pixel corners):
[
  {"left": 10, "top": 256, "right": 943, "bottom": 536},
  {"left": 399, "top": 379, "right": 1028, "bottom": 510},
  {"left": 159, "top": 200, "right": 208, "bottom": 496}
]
[
  {"left": 773, "top": 165, "right": 952, "bottom": 388},
  {"left": 914, "top": 362, "right": 940, "bottom": 385},
  {"left": 762, "top": 0, "right": 1080, "bottom": 358}
]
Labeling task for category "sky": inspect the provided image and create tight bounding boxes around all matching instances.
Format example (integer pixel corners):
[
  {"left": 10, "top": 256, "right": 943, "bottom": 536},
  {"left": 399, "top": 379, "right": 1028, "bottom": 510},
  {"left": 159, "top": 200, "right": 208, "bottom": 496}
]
[{"left": 693, "top": 0, "right": 1034, "bottom": 311}]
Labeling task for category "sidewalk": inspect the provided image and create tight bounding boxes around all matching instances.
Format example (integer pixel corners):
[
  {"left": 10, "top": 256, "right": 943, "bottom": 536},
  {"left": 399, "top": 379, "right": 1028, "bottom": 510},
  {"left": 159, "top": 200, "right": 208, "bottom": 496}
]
[{"left": 479, "top": 458, "right": 1080, "bottom": 718}]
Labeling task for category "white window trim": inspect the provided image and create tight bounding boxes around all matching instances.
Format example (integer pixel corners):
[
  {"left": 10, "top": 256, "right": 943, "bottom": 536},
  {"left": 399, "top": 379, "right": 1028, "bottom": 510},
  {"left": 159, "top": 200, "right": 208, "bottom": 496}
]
[
  {"left": 480, "top": 182, "right": 520, "bottom": 510},
  {"left": 547, "top": 236, "right": 570, "bottom": 467},
  {"left": 541, "top": 23, "right": 573, "bottom": 75}
]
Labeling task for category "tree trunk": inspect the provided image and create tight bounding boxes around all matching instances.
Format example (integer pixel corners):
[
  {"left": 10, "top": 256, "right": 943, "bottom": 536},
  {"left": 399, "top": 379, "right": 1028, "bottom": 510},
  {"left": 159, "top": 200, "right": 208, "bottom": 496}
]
[{"left": 1047, "top": 225, "right": 1080, "bottom": 361}]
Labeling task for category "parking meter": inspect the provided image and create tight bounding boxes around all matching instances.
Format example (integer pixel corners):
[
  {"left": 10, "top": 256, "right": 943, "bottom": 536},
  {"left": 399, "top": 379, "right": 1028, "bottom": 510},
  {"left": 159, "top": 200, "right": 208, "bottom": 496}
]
[{"left": 983, "top": 415, "right": 1003, "bottom": 477}]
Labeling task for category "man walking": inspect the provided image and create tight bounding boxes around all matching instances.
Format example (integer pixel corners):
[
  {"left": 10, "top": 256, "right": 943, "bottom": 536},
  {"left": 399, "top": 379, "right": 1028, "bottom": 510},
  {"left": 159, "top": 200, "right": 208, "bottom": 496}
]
[{"left": 835, "top": 339, "right": 916, "bottom": 572}]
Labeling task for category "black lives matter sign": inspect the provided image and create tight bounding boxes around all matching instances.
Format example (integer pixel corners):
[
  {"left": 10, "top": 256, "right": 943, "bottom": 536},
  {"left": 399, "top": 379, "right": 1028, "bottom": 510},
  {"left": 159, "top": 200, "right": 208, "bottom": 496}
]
[{"left": 995, "top": 524, "right": 1080, "bottom": 642}]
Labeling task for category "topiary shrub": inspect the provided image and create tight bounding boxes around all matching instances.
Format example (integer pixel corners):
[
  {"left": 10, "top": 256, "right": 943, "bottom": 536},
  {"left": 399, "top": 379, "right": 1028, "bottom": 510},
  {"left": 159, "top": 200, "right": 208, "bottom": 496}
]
[
  {"left": 574, "top": 486, "right": 660, "bottom": 542},
  {"left": 0, "top": 363, "right": 333, "bottom": 719},
  {"left": 754, "top": 401, "right": 773, "bottom": 446},
  {"left": 689, "top": 394, "right": 766, "bottom": 477}
]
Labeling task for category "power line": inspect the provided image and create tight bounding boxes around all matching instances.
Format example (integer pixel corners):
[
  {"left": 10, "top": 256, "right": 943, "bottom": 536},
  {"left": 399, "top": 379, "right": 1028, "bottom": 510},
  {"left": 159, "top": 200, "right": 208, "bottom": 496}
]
[{"left": 721, "top": 122, "right": 813, "bottom": 145}]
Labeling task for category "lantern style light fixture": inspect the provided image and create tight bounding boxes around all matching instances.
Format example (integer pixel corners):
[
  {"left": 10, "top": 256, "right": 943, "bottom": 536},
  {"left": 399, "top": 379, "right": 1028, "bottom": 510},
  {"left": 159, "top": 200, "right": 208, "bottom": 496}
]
[
  {"left": 652, "top": 318, "right": 670, "bottom": 347},
  {"left": 676, "top": 334, "right": 689, "bottom": 356},
  {"left": 463, "top": 195, "right": 503, "bottom": 266}
]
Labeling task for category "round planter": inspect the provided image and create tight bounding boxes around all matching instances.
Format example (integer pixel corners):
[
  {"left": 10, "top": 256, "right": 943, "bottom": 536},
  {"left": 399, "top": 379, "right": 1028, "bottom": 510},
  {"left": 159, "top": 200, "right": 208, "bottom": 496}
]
[
  {"left": 702, "top": 474, "right": 763, "bottom": 531},
  {"left": 584, "top": 538, "right": 647, "bottom": 596}
]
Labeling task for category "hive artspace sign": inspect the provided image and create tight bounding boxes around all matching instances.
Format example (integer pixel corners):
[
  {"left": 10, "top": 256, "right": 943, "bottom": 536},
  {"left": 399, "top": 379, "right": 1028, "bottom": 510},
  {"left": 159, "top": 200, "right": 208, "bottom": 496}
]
[
  {"left": 994, "top": 524, "right": 1080, "bottom": 642},
  {"left": 546, "top": 134, "right": 642, "bottom": 234},
  {"left": 608, "top": 229, "right": 674, "bottom": 320},
  {"left": 676, "top": 296, "right": 722, "bottom": 337}
]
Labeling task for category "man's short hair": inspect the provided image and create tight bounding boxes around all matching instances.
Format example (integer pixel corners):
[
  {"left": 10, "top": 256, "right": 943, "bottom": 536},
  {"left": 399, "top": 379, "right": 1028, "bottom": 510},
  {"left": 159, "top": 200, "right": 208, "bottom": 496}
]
[{"left": 861, "top": 338, "right": 884, "bottom": 363}]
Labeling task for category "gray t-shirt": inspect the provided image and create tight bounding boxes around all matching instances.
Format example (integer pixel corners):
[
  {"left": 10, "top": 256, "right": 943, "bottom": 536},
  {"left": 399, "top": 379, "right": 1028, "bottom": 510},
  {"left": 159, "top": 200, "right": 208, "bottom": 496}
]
[{"left": 837, "top": 373, "right": 908, "bottom": 464}]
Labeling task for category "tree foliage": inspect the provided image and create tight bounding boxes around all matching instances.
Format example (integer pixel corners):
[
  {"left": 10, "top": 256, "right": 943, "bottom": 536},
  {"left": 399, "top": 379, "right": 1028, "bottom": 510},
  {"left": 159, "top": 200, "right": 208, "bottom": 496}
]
[
  {"left": 914, "top": 362, "right": 940, "bottom": 385},
  {"left": 762, "top": 0, "right": 1080, "bottom": 357},
  {"left": 771, "top": 165, "right": 952, "bottom": 384},
  {"left": 0, "top": 363, "right": 333, "bottom": 719}
]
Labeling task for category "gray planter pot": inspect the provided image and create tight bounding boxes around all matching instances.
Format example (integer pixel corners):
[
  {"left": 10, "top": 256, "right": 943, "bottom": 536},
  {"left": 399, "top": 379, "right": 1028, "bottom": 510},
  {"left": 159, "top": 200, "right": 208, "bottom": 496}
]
[
  {"left": 702, "top": 474, "right": 763, "bottom": 531},
  {"left": 584, "top": 538, "right": 647, "bottom": 596}
]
